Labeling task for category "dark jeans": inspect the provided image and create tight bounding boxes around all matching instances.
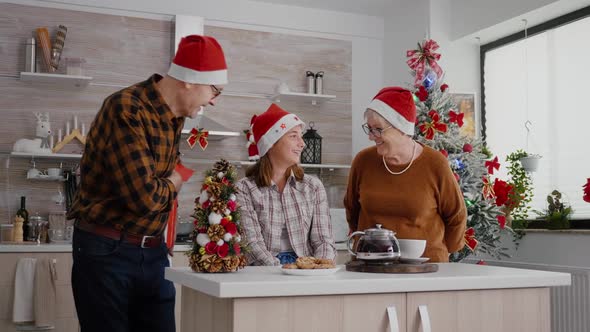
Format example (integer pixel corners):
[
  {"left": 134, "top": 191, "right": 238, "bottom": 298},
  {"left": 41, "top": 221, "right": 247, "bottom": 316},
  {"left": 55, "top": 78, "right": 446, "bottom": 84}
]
[{"left": 71, "top": 228, "right": 175, "bottom": 332}]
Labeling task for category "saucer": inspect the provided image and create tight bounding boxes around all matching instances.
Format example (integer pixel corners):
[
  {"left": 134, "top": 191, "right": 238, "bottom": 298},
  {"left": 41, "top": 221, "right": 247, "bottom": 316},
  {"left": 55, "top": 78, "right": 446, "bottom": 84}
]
[{"left": 400, "top": 257, "right": 430, "bottom": 264}]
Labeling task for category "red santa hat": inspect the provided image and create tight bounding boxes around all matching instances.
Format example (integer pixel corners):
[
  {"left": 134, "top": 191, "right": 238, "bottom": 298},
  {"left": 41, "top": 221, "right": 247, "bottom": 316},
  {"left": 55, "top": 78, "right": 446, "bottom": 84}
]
[
  {"left": 168, "top": 35, "right": 228, "bottom": 85},
  {"left": 366, "top": 87, "right": 416, "bottom": 136},
  {"left": 249, "top": 104, "right": 305, "bottom": 158}
]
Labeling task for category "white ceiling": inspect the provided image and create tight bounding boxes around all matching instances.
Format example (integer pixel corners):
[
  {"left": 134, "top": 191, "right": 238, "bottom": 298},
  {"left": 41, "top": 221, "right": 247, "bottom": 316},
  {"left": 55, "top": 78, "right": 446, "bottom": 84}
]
[{"left": 250, "top": 0, "right": 391, "bottom": 17}]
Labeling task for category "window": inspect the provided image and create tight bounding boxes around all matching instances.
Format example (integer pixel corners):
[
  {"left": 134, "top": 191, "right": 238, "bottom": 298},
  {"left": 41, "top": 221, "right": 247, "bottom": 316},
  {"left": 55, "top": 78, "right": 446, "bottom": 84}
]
[{"left": 483, "top": 15, "right": 590, "bottom": 219}]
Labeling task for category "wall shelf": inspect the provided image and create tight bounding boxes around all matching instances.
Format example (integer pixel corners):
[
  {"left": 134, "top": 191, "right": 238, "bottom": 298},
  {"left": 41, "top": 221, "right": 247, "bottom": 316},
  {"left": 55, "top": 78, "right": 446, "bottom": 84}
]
[
  {"left": 19, "top": 72, "right": 93, "bottom": 88},
  {"left": 271, "top": 92, "right": 336, "bottom": 105},
  {"left": 10, "top": 151, "right": 82, "bottom": 160}
]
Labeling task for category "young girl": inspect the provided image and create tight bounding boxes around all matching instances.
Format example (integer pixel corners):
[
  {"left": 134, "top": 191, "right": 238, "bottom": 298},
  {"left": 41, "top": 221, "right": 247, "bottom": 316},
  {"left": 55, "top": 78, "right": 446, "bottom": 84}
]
[{"left": 237, "top": 104, "right": 336, "bottom": 265}]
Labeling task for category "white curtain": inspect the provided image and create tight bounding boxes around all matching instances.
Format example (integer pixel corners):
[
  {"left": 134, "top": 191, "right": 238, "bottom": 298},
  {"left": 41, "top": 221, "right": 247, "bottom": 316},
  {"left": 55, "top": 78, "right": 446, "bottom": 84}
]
[{"left": 484, "top": 18, "right": 590, "bottom": 218}]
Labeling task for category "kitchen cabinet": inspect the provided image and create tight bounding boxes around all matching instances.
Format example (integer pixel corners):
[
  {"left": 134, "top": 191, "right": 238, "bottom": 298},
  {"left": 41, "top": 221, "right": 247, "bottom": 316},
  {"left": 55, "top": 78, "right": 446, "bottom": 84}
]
[
  {"left": 166, "top": 264, "right": 567, "bottom": 332},
  {"left": 0, "top": 247, "right": 192, "bottom": 332}
]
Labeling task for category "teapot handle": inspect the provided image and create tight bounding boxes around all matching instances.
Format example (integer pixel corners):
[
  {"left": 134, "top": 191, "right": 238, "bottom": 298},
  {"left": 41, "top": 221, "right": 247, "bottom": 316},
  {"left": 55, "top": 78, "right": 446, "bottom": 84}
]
[{"left": 346, "top": 231, "right": 365, "bottom": 256}]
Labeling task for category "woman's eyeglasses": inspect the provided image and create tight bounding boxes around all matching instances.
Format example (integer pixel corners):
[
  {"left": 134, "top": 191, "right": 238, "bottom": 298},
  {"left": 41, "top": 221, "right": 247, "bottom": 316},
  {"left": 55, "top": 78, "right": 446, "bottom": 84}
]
[
  {"left": 362, "top": 123, "right": 392, "bottom": 138},
  {"left": 210, "top": 85, "right": 222, "bottom": 98}
]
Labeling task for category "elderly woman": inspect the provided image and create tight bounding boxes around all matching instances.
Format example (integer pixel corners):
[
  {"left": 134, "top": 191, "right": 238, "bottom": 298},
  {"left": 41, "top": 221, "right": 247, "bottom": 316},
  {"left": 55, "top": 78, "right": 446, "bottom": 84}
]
[
  {"left": 344, "top": 87, "right": 467, "bottom": 262},
  {"left": 237, "top": 103, "right": 336, "bottom": 266}
]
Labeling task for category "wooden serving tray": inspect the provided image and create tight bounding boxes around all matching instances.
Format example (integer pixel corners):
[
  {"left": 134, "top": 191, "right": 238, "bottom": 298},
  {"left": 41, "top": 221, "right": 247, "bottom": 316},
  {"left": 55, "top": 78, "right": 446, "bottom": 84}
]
[{"left": 345, "top": 260, "right": 438, "bottom": 273}]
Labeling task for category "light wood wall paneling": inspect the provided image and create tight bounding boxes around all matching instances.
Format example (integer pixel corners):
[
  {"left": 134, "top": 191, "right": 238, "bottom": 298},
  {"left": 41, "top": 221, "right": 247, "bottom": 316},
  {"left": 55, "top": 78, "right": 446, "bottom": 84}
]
[{"left": 0, "top": 3, "right": 352, "bottom": 222}]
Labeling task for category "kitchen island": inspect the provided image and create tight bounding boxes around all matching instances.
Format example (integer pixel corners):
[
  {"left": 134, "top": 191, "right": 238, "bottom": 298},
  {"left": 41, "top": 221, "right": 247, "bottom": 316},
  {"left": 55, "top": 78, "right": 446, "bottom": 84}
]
[{"left": 166, "top": 263, "right": 570, "bottom": 332}]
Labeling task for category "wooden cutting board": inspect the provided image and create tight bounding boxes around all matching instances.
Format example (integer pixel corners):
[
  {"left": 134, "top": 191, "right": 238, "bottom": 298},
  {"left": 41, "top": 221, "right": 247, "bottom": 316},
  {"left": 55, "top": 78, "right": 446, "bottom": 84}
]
[{"left": 345, "top": 260, "right": 438, "bottom": 273}]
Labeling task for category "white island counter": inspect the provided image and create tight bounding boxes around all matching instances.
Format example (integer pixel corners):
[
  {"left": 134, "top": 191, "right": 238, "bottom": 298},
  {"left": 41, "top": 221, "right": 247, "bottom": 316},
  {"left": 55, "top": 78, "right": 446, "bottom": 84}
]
[{"left": 166, "top": 263, "right": 570, "bottom": 332}]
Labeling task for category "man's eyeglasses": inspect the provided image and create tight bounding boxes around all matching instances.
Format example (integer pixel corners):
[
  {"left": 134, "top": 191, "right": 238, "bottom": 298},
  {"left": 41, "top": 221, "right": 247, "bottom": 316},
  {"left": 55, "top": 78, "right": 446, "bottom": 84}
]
[
  {"left": 362, "top": 123, "right": 392, "bottom": 138},
  {"left": 211, "top": 85, "right": 222, "bottom": 98}
]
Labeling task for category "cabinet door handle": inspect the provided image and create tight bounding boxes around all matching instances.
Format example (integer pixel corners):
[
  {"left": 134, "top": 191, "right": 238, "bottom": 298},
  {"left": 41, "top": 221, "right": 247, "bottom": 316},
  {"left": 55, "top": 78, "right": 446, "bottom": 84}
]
[
  {"left": 386, "top": 306, "right": 400, "bottom": 332},
  {"left": 418, "top": 305, "right": 432, "bottom": 332}
]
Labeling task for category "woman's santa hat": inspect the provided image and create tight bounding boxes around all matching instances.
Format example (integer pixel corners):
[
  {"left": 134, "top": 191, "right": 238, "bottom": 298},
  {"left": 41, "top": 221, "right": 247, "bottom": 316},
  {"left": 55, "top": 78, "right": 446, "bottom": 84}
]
[
  {"left": 248, "top": 104, "right": 305, "bottom": 159},
  {"left": 168, "top": 35, "right": 228, "bottom": 85},
  {"left": 366, "top": 87, "right": 416, "bottom": 136}
]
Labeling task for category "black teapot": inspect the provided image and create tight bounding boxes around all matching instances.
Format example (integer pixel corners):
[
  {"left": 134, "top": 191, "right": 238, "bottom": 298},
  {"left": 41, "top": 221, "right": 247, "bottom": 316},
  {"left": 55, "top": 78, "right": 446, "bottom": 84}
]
[{"left": 347, "top": 224, "right": 401, "bottom": 262}]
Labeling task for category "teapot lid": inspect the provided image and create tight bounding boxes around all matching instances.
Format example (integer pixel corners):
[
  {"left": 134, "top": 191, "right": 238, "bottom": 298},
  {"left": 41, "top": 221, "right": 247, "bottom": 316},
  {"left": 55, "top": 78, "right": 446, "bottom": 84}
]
[{"left": 365, "top": 224, "right": 395, "bottom": 238}]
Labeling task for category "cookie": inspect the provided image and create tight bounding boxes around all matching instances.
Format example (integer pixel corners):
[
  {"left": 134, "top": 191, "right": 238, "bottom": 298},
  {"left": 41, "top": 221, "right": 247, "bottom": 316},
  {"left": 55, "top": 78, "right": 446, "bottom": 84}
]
[{"left": 282, "top": 263, "right": 298, "bottom": 269}]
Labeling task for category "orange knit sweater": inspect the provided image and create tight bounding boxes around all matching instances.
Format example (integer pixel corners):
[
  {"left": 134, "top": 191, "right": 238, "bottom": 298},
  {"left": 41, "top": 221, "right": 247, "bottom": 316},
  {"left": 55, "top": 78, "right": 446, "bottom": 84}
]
[{"left": 344, "top": 144, "right": 467, "bottom": 262}]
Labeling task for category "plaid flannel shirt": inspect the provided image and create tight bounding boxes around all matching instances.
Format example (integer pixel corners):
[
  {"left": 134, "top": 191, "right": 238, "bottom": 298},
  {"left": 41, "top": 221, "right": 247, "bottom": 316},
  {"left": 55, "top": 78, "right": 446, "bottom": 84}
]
[
  {"left": 67, "top": 74, "right": 184, "bottom": 236},
  {"left": 236, "top": 174, "right": 336, "bottom": 266}
]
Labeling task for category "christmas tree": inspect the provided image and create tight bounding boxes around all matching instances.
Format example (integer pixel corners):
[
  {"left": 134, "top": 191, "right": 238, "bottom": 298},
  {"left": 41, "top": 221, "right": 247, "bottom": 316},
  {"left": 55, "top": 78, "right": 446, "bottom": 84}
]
[
  {"left": 407, "top": 39, "right": 519, "bottom": 262},
  {"left": 187, "top": 160, "right": 247, "bottom": 272}
]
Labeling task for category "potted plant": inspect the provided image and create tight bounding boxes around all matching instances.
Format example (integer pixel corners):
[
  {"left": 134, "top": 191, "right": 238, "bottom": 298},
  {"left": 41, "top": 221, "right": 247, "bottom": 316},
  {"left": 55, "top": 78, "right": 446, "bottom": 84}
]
[
  {"left": 506, "top": 150, "right": 534, "bottom": 228},
  {"left": 535, "top": 190, "right": 573, "bottom": 230},
  {"left": 518, "top": 151, "right": 542, "bottom": 173}
]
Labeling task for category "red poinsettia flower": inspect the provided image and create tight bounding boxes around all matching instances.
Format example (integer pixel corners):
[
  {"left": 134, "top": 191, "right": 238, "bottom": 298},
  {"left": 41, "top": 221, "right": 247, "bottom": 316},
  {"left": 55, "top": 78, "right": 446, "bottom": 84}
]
[
  {"left": 482, "top": 176, "right": 495, "bottom": 200},
  {"left": 485, "top": 156, "right": 500, "bottom": 175},
  {"left": 201, "top": 200, "right": 211, "bottom": 209},
  {"left": 464, "top": 227, "right": 478, "bottom": 251},
  {"left": 224, "top": 222, "right": 237, "bottom": 235},
  {"left": 448, "top": 110, "right": 464, "bottom": 127},
  {"left": 497, "top": 215, "right": 506, "bottom": 229},
  {"left": 416, "top": 86, "right": 429, "bottom": 101},
  {"left": 440, "top": 83, "right": 449, "bottom": 92},
  {"left": 493, "top": 178, "right": 514, "bottom": 207},
  {"left": 233, "top": 242, "right": 241, "bottom": 255},
  {"left": 220, "top": 217, "right": 229, "bottom": 226},
  {"left": 217, "top": 243, "right": 229, "bottom": 258},
  {"left": 440, "top": 149, "right": 448, "bottom": 158},
  {"left": 584, "top": 178, "right": 590, "bottom": 203},
  {"left": 227, "top": 200, "right": 237, "bottom": 212},
  {"left": 463, "top": 144, "right": 473, "bottom": 153},
  {"left": 205, "top": 242, "right": 218, "bottom": 255},
  {"left": 419, "top": 110, "right": 448, "bottom": 140}
]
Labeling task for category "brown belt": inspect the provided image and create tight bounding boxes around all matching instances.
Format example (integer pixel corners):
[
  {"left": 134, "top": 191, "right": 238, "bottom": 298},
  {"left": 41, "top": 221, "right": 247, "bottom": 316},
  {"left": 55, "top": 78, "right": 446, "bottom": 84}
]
[{"left": 75, "top": 219, "right": 163, "bottom": 248}]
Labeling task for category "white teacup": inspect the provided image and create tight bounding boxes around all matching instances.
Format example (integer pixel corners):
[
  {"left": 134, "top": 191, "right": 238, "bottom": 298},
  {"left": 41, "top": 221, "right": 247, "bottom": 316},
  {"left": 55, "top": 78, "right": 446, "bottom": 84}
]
[
  {"left": 47, "top": 168, "right": 62, "bottom": 177},
  {"left": 398, "top": 239, "right": 426, "bottom": 259}
]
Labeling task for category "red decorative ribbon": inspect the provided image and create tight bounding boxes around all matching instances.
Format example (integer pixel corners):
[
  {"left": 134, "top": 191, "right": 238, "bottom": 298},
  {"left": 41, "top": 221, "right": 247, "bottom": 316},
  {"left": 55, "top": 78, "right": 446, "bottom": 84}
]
[
  {"left": 448, "top": 110, "right": 464, "bottom": 127},
  {"left": 464, "top": 227, "right": 478, "bottom": 251},
  {"left": 419, "top": 110, "right": 447, "bottom": 140},
  {"left": 485, "top": 156, "right": 500, "bottom": 175},
  {"left": 406, "top": 39, "right": 443, "bottom": 85},
  {"left": 187, "top": 128, "right": 209, "bottom": 150},
  {"left": 583, "top": 178, "right": 590, "bottom": 203}
]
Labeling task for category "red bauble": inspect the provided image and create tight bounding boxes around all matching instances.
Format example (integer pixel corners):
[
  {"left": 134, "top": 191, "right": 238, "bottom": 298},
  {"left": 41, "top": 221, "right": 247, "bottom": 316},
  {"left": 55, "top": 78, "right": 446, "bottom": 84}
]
[
  {"left": 440, "top": 84, "right": 449, "bottom": 92},
  {"left": 205, "top": 242, "right": 218, "bottom": 255},
  {"left": 217, "top": 243, "right": 229, "bottom": 258},
  {"left": 224, "top": 222, "right": 237, "bottom": 235},
  {"left": 463, "top": 144, "right": 473, "bottom": 153},
  {"left": 440, "top": 149, "right": 448, "bottom": 158},
  {"left": 233, "top": 243, "right": 241, "bottom": 255}
]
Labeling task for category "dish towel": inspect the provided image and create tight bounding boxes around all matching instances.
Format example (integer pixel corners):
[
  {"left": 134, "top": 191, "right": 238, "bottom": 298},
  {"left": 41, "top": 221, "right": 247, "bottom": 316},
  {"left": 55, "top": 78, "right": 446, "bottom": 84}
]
[
  {"left": 13, "top": 257, "right": 37, "bottom": 323},
  {"left": 34, "top": 257, "right": 57, "bottom": 328}
]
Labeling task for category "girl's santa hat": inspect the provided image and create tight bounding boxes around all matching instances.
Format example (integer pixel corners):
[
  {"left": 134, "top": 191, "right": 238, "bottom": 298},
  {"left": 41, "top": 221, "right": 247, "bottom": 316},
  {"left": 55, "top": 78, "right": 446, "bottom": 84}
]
[{"left": 248, "top": 104, "right": 305, "bottom": 159}]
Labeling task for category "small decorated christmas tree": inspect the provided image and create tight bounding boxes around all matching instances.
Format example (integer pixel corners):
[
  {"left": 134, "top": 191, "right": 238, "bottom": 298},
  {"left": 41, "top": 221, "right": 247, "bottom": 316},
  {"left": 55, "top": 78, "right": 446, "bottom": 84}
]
[
  {"left": 187, "top": 160, "right": 247, "bottom": 273},
  {"left": 407, "top": 39, "right": 520, "bottom": 261}
]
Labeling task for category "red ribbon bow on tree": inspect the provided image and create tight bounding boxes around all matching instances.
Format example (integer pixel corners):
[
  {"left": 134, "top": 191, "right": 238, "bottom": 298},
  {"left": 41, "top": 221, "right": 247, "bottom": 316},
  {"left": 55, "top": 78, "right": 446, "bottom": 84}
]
[
  {"left": 448, "top": 110, "right": 464, "bottom": 127},
  {"left": 583, "top": 178, "right": 590, "bottom": 203},
  {"left": 406, "top": 39, "right": 443, "bottom": 85},
  {"left": 464, "top": 227, "right": 478, "bottom": 251},
  {"left": 485, "top": 156, "right": 500, "bottom": 175},
  {"left": 419, "top": 110, "right": 448, "bottom": 140},
  {"left": 187, "top": 128, "right": 209, "bottom": 150}
]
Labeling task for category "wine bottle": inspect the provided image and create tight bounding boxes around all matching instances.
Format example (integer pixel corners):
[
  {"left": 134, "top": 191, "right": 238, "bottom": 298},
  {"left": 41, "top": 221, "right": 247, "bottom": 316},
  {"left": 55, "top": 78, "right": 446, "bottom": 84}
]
[{"left": 16, "top": 196, "right": 29, "bottom": 241}]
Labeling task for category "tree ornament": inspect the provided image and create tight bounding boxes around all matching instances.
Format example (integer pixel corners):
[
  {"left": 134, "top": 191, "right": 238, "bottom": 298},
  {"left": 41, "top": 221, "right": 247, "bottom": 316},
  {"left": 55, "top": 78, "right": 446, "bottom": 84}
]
[
  {"left": 207, "top": 224, "right": 226, "bottom": 242},
  {"left": 208, "top": 212, "right": 222, "bottom": 225},
  {"left": 422, "top": 68, "right": 438, "bottom": 90},
  {"left": 217, "top": 171, "right": 224, "bottom": 179},
  {"left": 463, "top": 143, "right": 473, "bottom": 153}
]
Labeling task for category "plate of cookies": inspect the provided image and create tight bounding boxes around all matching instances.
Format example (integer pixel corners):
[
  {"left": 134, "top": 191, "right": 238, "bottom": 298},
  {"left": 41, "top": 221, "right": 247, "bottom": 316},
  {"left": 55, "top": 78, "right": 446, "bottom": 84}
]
[{"left": 281, "top": 257, "right": 339, "bottom": 276}]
